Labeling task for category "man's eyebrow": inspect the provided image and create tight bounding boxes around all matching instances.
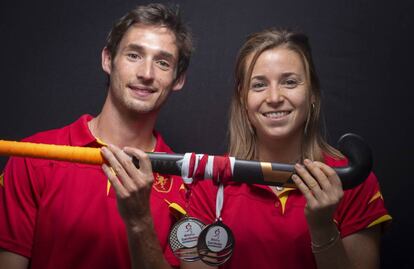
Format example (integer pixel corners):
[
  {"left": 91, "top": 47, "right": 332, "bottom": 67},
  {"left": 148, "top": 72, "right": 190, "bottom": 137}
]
[
  {"left": 125, "top": 44, "right": 145, "bottom": 52},
  {"left": 125, "top": 44, "right": 176, "bottom": 61},
  {"left": 157, "top": 51, "right": 175, "bottom": 62}
]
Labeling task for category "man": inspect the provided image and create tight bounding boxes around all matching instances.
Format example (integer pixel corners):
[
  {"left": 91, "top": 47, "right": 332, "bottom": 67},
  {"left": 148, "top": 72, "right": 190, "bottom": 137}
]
[{"left": 0, "top": 3, "right": 192, "bottom": 269}]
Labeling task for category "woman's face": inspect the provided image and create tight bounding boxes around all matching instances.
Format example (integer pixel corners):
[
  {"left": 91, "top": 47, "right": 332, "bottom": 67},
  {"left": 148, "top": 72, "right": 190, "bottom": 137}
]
[{"left": 246, "top": 47, "right": 311, "bottom": 142}]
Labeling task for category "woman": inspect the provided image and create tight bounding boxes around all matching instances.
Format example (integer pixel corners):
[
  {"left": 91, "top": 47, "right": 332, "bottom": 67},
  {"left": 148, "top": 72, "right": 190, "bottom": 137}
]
[{"left": 187, "top": 28, "right": 391, "bottom": 269}]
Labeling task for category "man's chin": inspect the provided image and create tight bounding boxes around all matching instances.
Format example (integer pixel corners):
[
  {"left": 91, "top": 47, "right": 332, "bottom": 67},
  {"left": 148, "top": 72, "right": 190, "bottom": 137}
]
[{"left": 130, "top": 105, "right": 162, "bottom": 116}]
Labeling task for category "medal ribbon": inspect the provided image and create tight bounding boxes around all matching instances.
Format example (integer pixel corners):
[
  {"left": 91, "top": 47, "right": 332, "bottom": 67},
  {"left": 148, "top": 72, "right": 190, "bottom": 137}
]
[{"left": 216, "top": 183, "right": 224, "bottom": 221}]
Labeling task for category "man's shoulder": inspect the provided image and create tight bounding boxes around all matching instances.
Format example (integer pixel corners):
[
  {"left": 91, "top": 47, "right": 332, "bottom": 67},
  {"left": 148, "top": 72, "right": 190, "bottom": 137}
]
[
  {"left": 22, "top": 114, "right": 93, "bottom": 145},
  {"left": 23, "top": 124, "right": 71, "bottom": 145}
]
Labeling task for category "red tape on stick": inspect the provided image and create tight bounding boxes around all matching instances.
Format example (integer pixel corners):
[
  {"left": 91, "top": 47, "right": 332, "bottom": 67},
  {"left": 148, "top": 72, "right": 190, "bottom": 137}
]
[{"left": 212, "top": 156, "right": 232, "bottom": 185}]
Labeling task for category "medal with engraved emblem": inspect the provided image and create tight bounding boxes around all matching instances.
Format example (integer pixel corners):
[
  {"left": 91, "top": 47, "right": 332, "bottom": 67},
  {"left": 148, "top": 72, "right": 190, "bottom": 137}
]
[
  {"left": 197, "top": 183, "right": 234, "bottom": 266},
  {"left": 169, "top": 216, "right": 206, "bottom": 261},
  {"left": 168, "top": 163, "right": 206, "bottom": 262}
]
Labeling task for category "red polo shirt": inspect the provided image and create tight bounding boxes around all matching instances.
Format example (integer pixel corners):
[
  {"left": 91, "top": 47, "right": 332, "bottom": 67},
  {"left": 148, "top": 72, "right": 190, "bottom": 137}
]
[
  {"left": 188, "top": 156, "right": 391, "bottom": 269},
  {"left": 0, "top": 114, "right": 183, "bottom": 269}
]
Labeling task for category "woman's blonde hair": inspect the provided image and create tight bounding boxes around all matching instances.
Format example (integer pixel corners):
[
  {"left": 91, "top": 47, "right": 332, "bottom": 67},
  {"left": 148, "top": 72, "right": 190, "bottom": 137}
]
[{"left": 228, "top": 28, "right": 342, "bottom": 161}]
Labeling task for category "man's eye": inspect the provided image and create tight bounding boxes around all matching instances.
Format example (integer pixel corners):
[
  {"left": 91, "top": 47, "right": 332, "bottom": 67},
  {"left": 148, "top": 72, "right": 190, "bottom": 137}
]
[
  {"left": 157, "top": 60, "right": 170, "bottom": 70},
  {"left": 127, "top": 53, "right": 140, "bottom": 60}
]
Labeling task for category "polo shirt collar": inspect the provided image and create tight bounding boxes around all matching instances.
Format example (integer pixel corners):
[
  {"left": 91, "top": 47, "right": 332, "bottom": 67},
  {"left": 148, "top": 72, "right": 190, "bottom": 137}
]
[
  {"left": 68, "top": 114, "right": 173, "bottom": 153},
  {"left": 153, "top": 130, "right": 173, "bottom": 153},
  {"left": 69, "top": 114, "right": 96, "bottom": 147}
]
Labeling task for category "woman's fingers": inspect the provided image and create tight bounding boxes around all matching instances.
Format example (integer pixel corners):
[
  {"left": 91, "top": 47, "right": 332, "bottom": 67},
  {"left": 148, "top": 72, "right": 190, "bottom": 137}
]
[
  {"left": 294, "top": 162, "right": 324, "bottom": 201},
  {"left": 303, "top": 159, "right": 331, "bottom": 191},
  {"left": 314, "top": 162, "right": 343, "bottom": 190},
  {"left": 293, "top": 159, "right": 344, "bottom": 212}
]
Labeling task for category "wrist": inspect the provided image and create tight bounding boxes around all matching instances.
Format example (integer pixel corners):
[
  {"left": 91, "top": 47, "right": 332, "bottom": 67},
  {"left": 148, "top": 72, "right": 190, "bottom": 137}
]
[
  {"left": 126, "top": 215, "right": 154, "bottom": 235},
  {"left": 311, "top": 229, "right": 341, "bottom": 253}
]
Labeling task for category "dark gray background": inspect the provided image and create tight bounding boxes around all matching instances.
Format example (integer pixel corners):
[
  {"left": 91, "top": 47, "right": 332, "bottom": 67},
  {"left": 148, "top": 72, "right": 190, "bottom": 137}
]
[{"left": 0, "top": 0, "right": 413, "bottom": 267}]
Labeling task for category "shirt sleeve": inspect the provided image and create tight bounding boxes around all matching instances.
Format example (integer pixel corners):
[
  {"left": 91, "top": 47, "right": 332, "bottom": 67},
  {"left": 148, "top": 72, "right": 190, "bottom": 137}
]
[
  {"left": 0, "top": 156, "right": 40, "bottom": 258},
  {"left": 334, "top": 172, "right": 392, "bottom": 237}
]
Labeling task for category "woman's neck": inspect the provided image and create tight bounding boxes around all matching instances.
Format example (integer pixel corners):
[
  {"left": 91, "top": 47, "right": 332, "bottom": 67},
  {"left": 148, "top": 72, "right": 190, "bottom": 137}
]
[{"left": 256, "top": 132, "right": 303, "bottom": 164}]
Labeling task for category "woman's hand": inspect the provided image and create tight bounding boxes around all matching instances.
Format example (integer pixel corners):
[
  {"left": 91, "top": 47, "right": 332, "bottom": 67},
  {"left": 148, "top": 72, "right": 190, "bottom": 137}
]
[{"left": 292, "top": 159, "right": 343, "bottom": 242}]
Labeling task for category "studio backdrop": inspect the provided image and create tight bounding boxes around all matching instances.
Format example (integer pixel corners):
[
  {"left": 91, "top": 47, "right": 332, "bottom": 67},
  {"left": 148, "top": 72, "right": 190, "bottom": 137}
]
[{"left": 0, "top": 0, "right": 413, "bottom": 268}]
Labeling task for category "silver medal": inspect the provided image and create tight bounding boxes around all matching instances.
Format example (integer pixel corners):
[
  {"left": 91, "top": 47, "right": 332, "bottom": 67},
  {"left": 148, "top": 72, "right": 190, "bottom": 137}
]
[{"left": 169, "top": 217, "right": 206, "bottom": 261}]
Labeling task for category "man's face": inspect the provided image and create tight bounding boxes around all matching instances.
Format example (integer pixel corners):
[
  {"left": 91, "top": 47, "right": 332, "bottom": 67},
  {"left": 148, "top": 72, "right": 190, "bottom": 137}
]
[{"left": 102, "top": 24, "right": 184, "bottom": 115}]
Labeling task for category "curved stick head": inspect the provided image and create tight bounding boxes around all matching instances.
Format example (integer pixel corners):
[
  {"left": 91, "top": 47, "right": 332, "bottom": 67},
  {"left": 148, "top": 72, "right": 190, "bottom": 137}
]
[{"left": 335, "top": 133, "right": 373, "bottom": 189}]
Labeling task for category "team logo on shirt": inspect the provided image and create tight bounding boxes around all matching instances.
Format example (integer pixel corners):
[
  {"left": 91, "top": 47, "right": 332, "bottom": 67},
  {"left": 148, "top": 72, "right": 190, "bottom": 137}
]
[
  {"left": 0, "top": 173, "right": 4, "bottom": 187},
  {"left": 153, "top": 173, "right": 173, "bottom": 193}
]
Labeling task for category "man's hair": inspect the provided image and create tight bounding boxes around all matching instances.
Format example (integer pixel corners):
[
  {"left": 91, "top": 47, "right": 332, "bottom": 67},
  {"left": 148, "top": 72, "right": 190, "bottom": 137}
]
[
  {"left": 105, "top": 3, "right": 193, "bottom": 78},
  {"left": 228, "top": 28, "right": 342, "bottom": 161}
]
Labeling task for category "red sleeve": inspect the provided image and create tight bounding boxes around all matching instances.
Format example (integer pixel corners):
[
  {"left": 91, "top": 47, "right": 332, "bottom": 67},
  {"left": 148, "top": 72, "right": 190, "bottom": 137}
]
[
  {"left": 0, "top": 156, "right": 41, "bottom": 257},
  {"left": 334, "top": 172, "right": 391, "bottom": 237}
]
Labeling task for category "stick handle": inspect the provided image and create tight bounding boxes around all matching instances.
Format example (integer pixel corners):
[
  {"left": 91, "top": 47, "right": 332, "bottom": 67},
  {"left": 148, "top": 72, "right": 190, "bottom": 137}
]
[{"left": 0, "top": 140, "right": 103, "bottom": 165}]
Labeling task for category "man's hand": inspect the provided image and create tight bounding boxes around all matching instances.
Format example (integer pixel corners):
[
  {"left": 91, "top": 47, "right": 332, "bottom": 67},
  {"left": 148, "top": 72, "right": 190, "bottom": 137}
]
[{"left": 101, "top": 145, "right": 154, "bottom": 231}]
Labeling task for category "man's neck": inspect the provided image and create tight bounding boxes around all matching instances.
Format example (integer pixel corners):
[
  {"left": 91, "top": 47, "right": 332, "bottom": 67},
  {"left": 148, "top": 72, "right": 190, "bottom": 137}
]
[{"left": 89, "top": 104, "right": 158, "bottom": 152}]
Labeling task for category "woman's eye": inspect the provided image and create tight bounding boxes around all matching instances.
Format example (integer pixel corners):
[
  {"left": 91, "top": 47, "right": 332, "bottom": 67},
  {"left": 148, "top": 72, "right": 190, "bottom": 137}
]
[
  {"left": 251, "top": 82, "right": 266, "bottom": 90},
  {"left": 283, "top": 79, "right": 299, "bottom": 88}
]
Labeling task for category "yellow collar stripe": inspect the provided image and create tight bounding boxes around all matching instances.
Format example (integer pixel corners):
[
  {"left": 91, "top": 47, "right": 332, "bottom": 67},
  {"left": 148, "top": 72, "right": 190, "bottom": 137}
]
[
  {"left": 277, "top": 188, "right": 295, "bottom": 214},
  {"left": 106, "top": 167, "right": 116, "bottom": 196},
  {"left": 368, "top": 191, "right": 383, "bottom": 204},
  {"left": 107, "top": 180, "right": 111, "bottom": 195},
  {"left": 93, "top": 137, "right": 112, "bottom": 195}
]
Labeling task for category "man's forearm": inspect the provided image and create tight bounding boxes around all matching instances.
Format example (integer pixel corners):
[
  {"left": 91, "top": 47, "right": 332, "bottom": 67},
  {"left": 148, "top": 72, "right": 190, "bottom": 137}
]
[{"left": 126, "top": 219, "right": 174, "bottom": 269}]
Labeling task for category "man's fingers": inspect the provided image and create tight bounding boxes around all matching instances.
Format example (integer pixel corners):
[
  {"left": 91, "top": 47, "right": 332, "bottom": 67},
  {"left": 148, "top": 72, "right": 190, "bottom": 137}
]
[
  {"left": 102, "top": 163, "right": 129, "bottom": 197},
  {"left": 101, "top": 145, "right": 139, "bottom": 192},
  {"left": 123, "top": 147, "right": 153, "bottom": 175}
]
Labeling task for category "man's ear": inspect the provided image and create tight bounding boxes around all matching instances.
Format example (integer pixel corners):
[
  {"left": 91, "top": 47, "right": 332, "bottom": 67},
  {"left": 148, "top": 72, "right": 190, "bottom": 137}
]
[
  {"left": 172, "top": 73, "right": 186, "bottom": 92},
  {"left": 102, "top": 47, "right": 112, "bottom": 75}
]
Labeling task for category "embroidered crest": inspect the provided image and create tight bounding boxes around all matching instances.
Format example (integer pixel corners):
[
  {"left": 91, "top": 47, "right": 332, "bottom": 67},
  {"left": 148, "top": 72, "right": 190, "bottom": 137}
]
[
  {"left": 0, "top": 173, "right": 3, "bottom": 187},
  {"left": 153, "top": 173, "right": 173, "bottom": 193}
]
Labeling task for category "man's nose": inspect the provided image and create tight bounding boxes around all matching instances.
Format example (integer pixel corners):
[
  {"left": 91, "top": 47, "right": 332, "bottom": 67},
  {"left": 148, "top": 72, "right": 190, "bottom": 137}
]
[{"left": 137, "top": 59, "right": 155, "bottom": 81}]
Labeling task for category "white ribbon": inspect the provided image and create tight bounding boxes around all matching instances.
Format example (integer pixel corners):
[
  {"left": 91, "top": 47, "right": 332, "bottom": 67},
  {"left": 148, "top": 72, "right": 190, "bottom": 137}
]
[{"left": 216, "top": 183, "right": 224, "bottom": 220}]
